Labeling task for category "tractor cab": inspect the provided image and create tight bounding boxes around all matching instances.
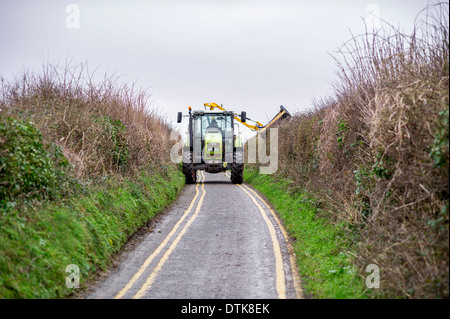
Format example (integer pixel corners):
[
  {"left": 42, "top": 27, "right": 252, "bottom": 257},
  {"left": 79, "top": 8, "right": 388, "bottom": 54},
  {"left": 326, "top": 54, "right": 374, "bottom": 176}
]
[{"left": 192, "top": 111, "right": 235, "bottom": 166}]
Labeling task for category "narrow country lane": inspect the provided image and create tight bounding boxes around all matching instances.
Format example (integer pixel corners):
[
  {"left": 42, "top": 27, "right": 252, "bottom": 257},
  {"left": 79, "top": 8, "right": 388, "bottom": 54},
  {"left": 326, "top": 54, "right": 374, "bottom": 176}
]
[{"left": 87, "top": 171, "right": 303, "bottom": 299}]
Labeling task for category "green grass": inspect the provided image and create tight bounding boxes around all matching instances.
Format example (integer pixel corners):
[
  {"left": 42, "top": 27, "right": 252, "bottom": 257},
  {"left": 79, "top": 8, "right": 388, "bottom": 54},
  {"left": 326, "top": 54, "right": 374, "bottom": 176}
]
[
  {"left": 244, "top": 166, "right": 368, "bottom": 298},
  {"left": 0, "top": 167, "right": 184, "bottom": 298}
]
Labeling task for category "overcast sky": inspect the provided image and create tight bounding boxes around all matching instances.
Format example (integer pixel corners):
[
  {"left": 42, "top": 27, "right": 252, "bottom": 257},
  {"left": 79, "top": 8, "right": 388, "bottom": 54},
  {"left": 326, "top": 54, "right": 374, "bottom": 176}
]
[{"left": 0, "top": 0, "right": 430, "bottom": 138}]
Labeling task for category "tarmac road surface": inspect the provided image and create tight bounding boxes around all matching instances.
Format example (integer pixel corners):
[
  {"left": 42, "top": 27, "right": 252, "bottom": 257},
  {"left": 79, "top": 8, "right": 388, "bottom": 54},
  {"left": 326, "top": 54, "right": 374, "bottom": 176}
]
[{"left": 86, "top": 171, "right": 303, "bottom": 299}]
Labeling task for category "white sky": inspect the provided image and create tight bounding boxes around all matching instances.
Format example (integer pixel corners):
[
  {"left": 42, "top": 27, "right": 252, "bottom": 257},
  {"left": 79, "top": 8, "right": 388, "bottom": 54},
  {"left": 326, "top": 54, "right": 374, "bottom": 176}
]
[{"left": 0, "top": 0, "right": 431, "bottom": 139}]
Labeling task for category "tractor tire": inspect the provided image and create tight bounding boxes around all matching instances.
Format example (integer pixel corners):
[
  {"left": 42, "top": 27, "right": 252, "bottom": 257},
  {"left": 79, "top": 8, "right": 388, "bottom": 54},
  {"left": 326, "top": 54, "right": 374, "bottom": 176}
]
[
  {"left": 182, "top": 151, "right": 197, "bottom": 184},
  {"left": 231, "top": 150, "right": 244, "bottom": 184}
]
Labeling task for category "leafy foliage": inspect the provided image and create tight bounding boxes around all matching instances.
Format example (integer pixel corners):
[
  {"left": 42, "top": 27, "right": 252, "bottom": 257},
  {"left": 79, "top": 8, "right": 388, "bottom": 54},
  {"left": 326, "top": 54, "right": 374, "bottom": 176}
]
[
  {"left": 0, "top": 117, "right": 72, "bottom": 211},
  {"left": 101, "top": 116, "right": 129, "bottom": 167}
]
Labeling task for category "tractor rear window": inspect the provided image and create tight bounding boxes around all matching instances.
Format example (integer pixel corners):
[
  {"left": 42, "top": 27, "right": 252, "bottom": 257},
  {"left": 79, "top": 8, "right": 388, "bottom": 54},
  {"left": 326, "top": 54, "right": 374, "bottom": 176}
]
[{"left": 195, "top": 114, "right": 232, "bottom": 136}]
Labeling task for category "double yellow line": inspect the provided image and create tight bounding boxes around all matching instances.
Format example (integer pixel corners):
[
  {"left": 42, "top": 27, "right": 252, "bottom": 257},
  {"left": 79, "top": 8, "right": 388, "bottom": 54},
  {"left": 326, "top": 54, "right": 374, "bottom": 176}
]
[
  {"left": 116, "top": 170, "right": 303, "bottom": 299},
  {"left": 115, "top": 171, "right": 206, "bottom": 299}
]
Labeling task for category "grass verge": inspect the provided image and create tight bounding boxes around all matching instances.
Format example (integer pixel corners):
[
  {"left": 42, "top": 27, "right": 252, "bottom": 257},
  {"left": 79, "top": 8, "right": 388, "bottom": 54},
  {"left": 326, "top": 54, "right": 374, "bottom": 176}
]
[
  {"left": 0, "top": 167, "right": 184, "bottom": 298},
  {"left": 244, "top": 166, "right": 368, "bottom": 298}
]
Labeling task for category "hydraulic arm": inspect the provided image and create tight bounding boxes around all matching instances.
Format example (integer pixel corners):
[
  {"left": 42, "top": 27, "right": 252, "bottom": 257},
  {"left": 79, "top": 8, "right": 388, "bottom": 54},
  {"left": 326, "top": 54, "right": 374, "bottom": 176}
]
[{"left": 203, "top": 102, "right": 290, "bottom": 132}]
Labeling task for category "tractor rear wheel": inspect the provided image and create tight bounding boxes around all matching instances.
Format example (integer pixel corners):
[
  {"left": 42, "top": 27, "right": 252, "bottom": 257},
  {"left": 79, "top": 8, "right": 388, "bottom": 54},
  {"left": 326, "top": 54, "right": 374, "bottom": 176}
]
[
  {"left": 183, "top": 150, "right": 197, "bottom": 184},
  {"left": 231, "top": 150, "right": 244, "bottom": 184}
]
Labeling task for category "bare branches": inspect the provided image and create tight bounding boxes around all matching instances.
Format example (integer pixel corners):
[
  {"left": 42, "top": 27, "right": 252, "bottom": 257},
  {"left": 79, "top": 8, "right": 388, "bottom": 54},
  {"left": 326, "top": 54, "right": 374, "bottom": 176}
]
[
  {"left": 0, "top": 59, "right": 175, "bottom": 179},
  {"left": 275, "top": 2, "right": 449, "bottom": 298}
]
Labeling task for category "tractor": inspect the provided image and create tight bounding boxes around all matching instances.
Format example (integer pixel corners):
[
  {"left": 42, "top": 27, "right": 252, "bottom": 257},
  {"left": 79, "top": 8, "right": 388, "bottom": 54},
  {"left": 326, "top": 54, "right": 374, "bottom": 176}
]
[
  {"left": 177, "top": 102, "right": 291, "bottom": 184},
  {"left": 177, "top": 104, "right": 245, "bottom": 184}
]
